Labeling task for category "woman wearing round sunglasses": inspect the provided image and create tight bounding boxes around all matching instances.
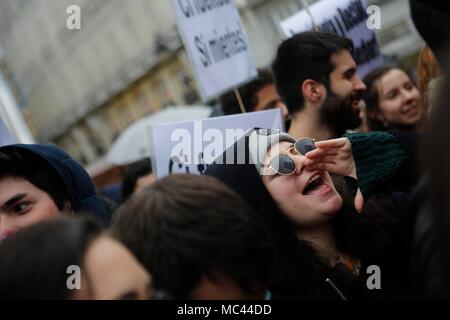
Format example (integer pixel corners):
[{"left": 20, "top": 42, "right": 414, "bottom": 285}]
[
  {"left": 206, "top": 128, "right": 410, "bottom": 300},
  {"left": 260, "top": 136, "right": 344, "bottom": 235}
]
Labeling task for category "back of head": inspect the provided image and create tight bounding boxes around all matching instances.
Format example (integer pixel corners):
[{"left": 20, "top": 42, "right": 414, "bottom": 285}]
[
  {"left": 111, "top": 173, "right": 275, "bottom": 299},
  {"left": 0, "top": 216, "right": 102, "bottom": 299},
  {"left": 272, "top": 31, "right": 353, "bottom": 114},
  {"left": 219, "top": 69, "right": 274, "bottom": 115}
]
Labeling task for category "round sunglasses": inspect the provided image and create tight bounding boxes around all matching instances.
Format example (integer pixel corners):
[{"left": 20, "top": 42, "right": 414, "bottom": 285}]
[{"left": 264, "top": 137, "right": 316, "bottom": 175}]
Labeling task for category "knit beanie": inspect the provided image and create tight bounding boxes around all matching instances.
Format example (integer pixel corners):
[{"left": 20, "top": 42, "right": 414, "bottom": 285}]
[{"left": 247, "top": 128, "right": 296, "bottom": 175}]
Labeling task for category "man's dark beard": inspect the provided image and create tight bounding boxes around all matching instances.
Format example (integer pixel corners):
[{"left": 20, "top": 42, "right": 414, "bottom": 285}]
[{"left": 319, "top": 90, "right": 362, "bottom": 138}]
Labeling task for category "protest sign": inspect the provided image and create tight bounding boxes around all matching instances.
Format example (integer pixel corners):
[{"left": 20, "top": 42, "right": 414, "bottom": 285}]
[
  {"left": 172, "top": 0, "right": 257, "bottom": 101},
  {"left": 280, "top": 0, "right": 383, "bottom": 77},
  {"left": 149, "top": 108, "right": 283, "bottom": 178}
]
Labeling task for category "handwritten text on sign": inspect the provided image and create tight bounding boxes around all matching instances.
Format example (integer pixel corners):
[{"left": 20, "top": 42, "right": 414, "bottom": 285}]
[{"left": 172, "top": 0, "right": 257, "bottom": 101}]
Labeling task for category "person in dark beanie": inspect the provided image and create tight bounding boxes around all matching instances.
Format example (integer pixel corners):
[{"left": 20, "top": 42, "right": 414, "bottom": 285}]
[
  {"left": 0, "top": 144, "right": 110, "bottom": 240},
  {"left": 205, "top": 129, "right": 410, "bottom": 300},
  {"left": 111, "top": 174, "right": 275, "bottom": 300}
]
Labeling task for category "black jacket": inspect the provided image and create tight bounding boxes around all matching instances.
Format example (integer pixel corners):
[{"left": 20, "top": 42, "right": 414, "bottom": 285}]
[{"left": 349, "top": 129, "right": 450, "bottom": 298}]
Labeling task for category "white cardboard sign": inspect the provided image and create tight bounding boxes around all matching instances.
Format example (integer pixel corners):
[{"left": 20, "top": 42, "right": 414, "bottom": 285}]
[
  {"left": 149, "top": 109, "right": 284, "bottom": 179},
  {"left": 280, "top": 0, "right": 383, "bottom": 78},
  {"left": 172, "top": 0, "right": 257, "bottom": 101}
]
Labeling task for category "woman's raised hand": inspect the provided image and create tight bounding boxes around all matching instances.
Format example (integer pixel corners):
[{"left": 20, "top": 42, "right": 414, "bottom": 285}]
[{"left": 304, "top": 137, "right": 356, "bottom": 179}]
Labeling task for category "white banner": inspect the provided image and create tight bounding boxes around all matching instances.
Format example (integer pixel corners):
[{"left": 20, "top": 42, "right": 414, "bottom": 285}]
[
  {"left": 149, "top": 109, "right": 284, "bottom": 178},
  {"left": 172, "top": 0, "right": 257, "bottom": 101},
  {"left": 280, "top": 0, "right": 383, "bottom": 78}
]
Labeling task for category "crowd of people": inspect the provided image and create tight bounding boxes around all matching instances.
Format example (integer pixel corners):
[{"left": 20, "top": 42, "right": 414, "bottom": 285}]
[{"left": 1, "top": 0, "right": 450, "bottom": 300}]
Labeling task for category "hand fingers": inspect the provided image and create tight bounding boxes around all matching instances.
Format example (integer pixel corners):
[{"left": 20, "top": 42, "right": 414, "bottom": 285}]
[
  {"left": 305, "top": 156, "right": 333, "bottom": 166},
  {"left": 309, "top": 155, "right": 338, "bottom": 164},
  {"left": 305, "top": 148, "right": 338, "bottom": 159},
  {"left": 315, "top": 138, "right": 348, "bottom": 149},
  {"left": 305, "top": 161, "right": 335, "bottom": 171},
  {"left": 304, "top": 158, "right": 315, "bottom": 166}
]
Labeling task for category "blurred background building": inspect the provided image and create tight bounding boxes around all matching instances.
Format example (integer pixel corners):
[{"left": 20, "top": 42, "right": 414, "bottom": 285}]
[{"left": 0, "top": 0, "right": 424, "bottom": 167}]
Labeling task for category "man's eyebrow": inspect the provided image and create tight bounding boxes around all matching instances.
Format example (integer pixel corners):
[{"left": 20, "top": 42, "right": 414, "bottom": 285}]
[{"left": 1, "top": 193, "right": 28, "bottom": 210}]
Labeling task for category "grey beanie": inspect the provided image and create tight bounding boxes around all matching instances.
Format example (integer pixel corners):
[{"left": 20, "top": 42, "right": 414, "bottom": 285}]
[{"left": 247, "top": 128, "right": 296, "bottom": 175}]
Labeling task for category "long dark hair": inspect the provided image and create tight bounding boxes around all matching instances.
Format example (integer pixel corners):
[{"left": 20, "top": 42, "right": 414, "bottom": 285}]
[
  {"left": 0, "top": 216, "right": 102, "bottom": 299},
  {"left": 362, "top": 65, "right": 397, "bottom": 131}
]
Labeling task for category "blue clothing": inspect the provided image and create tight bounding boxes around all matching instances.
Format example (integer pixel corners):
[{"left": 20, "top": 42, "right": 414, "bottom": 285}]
[{"left": 0, "top": 144, "right": 110, "bottom": 224}]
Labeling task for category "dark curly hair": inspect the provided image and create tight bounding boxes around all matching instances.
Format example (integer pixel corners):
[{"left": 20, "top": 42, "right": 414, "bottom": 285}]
[{"left": 111, "top": 174, "right": 276, "bottom": 299}]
